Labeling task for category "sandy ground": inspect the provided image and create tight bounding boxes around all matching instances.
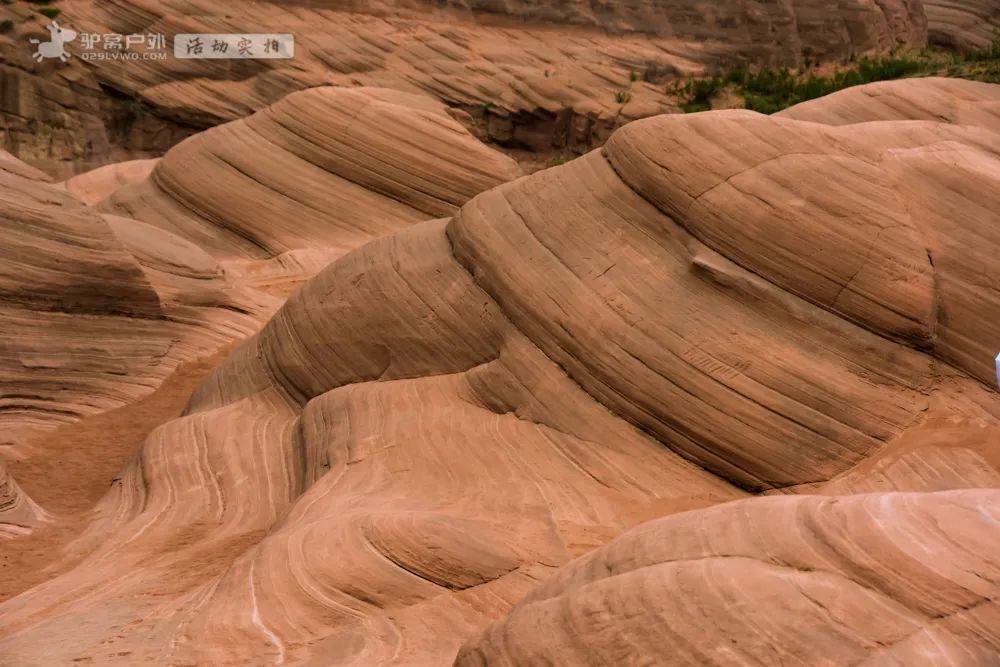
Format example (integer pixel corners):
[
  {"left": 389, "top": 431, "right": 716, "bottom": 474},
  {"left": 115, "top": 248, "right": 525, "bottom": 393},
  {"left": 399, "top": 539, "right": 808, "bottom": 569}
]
[{"left": 0, "top": 344, "right": 236, "bottom": 603}]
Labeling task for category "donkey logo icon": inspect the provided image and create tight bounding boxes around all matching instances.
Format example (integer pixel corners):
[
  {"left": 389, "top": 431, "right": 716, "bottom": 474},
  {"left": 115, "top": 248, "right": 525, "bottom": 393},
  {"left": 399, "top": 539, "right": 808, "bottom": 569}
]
[{"left": 29, "top": 22, "right": 78, "bottom": 62}]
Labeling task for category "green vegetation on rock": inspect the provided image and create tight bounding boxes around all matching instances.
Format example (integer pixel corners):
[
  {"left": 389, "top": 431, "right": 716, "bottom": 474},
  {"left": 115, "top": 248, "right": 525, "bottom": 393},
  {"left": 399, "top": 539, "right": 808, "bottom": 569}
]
[{"left": 676, "top": 35, "right": 1000, "bottom": 114}]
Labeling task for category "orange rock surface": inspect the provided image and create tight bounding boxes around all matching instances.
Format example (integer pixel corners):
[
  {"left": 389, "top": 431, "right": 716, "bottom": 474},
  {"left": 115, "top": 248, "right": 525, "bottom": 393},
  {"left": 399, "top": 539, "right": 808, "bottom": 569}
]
[
  {"left": 0, "top": 150, "right": 271, "bottom": 443},
  {"left": 0, "top": 86, "right": 518, "bottom": 570},
  {"left": 0, "top": 76, "right": 997, "bottom": 665},
  {"left": 458, "top": 490, "right": 1000, "bottom": 665},
  {"left": 924, "top": 0, "right": 1000, "bottom": 50},
  {"left": 1, "top": 0, "right": 933, "bottom": 174},
  {"left": 100, "top": 87, "right": 522, "bottom": 261}
]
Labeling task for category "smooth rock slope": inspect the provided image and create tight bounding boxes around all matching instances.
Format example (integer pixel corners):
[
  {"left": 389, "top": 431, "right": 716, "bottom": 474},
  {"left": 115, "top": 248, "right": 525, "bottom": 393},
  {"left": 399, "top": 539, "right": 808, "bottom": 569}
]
[
  {"left": 0, "top": 152, "right": 269, "bottom": 442},
  {"left": 0, "top": 149, "right": 273, "bottom": 538},
  {"left": 457, "top": 490, "right": 1000, "bottom": 665},
  {"left": 0, "top": 84, "right": 522, "bottom": 544},
  {"left": 0, "top": 78, "right": 997, "bottom": 665},
  {"left": 100, "top": 86, "right": 522, "bottom": 278}
]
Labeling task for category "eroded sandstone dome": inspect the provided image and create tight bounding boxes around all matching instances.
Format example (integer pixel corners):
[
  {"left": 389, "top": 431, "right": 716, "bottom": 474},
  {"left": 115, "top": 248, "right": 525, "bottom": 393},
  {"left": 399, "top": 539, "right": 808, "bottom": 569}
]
[{"left": 0, "top": 78, "right": 997, "bottom": 665}]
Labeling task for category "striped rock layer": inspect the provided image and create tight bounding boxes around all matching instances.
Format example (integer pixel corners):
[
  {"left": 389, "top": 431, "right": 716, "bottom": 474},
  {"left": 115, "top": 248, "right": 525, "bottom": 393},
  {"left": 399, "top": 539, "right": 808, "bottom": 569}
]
[
  {"left": 1, "top": 0, "right": 930, "bottom": 173},
  {"left": 0, "top": 78, "right": 998, "bottom": 664}
]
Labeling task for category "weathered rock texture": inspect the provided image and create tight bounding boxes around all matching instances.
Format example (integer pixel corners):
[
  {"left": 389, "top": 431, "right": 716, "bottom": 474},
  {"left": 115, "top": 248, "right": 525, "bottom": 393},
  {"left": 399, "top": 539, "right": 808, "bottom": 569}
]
[
  {"left": 924, "top": 0, "right": 1000, "bottom": 50},
  {"left": 0, "top": 461, "right": 49, "bottom": 539},
  {"left": 0, "top": 151, "right": 270, "bottom": 443},
  {"left": 0, "top": 83, "right": 521, "bottom": 546},
  {"left": 0, "top": 1, "right": 198, "bottom": 178},
  {"left": 100, "top": 86, "right": 522, "bottom": 263},
  {"left": 1, "top": 0, "right": 929, "bottom": 174},
  {"left": 0, "top": 78, "right": 997, "bottom": 665},
  {"left": 64, "top": 158, "right": 158, "bottom": 206},
  {"left": 0, "top": 148, "right": 274, "bottom": 539},
  {"left": 457, "top": 490, "right": 1000, "bottom": 665}
]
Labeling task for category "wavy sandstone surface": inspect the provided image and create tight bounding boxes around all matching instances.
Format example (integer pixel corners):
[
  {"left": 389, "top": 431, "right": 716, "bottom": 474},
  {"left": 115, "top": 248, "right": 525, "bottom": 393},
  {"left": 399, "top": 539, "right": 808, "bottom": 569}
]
[
  {"left": 64, "top": 158, "right": 159, "bottom": 207},
  {"left": 0, "top": 150, "right": 270, "bottom": 443},
  {"left": 0, "top": 86, "right": 516, "bottom": 562},
  {"left": 0, "top": 147, "right": 273, "bottom": 540},
  {"left": 100, "top": 86, "right": 522, "bottom": 261},
  {"left": 0, "top": 77, "right": 997, "bottom": 665},
  {"left": 1, "top": 0, "right": 930, "bottom": 174},
  {"left": 458, "top": 490, "right": 1000, "bottom": 665},
  {"left": 924, "top": 0, "right": 1000, "bottom": 50}
]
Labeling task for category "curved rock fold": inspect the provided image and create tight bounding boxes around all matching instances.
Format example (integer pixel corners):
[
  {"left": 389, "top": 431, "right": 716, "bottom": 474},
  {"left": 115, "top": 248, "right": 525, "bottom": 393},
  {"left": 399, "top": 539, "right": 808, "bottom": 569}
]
[{"left": 0, "top": 78, "right": 998, "bottom": 666}]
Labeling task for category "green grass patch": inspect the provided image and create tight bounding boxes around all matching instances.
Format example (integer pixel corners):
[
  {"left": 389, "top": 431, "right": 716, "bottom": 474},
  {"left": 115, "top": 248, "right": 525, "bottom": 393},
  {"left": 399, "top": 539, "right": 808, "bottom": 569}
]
[
  {"left": 943, "top": 34, "right": 1000, "bottom": 84},
  {"left": 675, "top": 33, "right": 1000, "bottom": 114},
  {"left": 678, "top": 76, "right": 724, "bottom": 113},
  {"left": 736, "top": 55, "right": 925, "bottom": 113}
]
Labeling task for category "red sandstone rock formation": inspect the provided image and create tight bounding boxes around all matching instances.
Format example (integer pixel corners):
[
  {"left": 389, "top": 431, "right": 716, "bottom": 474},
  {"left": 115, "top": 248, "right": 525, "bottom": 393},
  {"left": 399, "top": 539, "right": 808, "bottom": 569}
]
[
  {"left": 0, "top": 150, "right": 269, "bottom": 444},
  {"left": 0, "top": 87, "right": 518, "bottom": 546},
  {"left": 457, "top": 490, "right": 1000, "bottom": 665},
  {"left": 100, "top": 87, "right": 522, "bottom": 262},
  {"left": 0, "top": 78, "right": 997, "bottom": 665},
  {"left": 0, "top": 0, "right": 930, "bottom": 174},
  {"left": 924, "top": 0, "right": 1000, "bottom": 50},
  {"left": 0, "top": 148, "right": 271, "bottom": 539},
  {"left": 64, "top": 158, "right": 158, "bottom": 206}
]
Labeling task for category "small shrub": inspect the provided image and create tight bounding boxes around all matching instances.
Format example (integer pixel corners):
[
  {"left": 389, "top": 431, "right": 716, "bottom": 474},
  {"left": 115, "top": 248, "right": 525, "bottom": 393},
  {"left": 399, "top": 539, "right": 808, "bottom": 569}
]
[
  {"left": 672, "top": 36, "right": 1000, "bottom": 116},
  {"left": 614, "top": 90, "right": 631, "bottom": 104},
  {"left": 680, "top": 100, "right": 710, "bottom": 113},
  {"left": 969, "top": 30, "right": 1000, "bottom": 60},
  {"left": 726, "top": 66, "right": 748, "bottom": 85},
  {"left": 629, "top": 69, "right": 639, "bottom": 82},
  {"left": 38, "top": 8, "right": 61, "bottom": 19},
  {"left": 952, "top": 31, "right": 1000, "bottom": 83},
  {"left": 0, "top": 20, "right": 12, "bottom": 33},
  {"left": 678, "top": 76, "right": 723, "bottom": 113},
  {"left": 742, "top": 94, "right": 784, "bottom": 115},
  {"left": 737, "top": 54, "right": 928, "bottom": 114}
]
